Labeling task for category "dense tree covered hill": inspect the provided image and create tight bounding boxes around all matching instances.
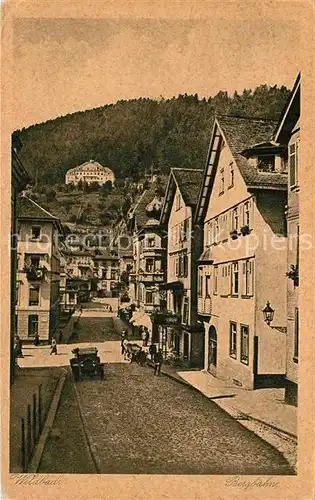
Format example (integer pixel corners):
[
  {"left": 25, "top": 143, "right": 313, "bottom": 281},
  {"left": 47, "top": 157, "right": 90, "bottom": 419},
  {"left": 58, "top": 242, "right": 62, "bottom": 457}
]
[{"left": 16, "top": 85, "right": 291, "bottom": 186}]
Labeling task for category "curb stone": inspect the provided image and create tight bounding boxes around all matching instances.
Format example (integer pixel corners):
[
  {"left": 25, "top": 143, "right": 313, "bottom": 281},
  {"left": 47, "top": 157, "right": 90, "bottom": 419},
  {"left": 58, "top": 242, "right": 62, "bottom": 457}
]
[{"left": 28, "top": 368, "right": 67, "bottom": 473}]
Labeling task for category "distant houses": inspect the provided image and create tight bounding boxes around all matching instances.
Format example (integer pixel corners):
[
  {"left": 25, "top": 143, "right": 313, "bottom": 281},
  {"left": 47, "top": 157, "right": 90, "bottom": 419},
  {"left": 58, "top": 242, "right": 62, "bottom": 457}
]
[{"left": 65, "top": 160, "right": 115, "bottom": 186}]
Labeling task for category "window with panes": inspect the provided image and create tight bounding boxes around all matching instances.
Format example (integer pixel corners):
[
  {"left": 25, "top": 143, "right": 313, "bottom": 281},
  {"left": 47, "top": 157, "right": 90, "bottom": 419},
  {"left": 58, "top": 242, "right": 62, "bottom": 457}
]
[
  {"left": 229, "top": 322, "right": 237, "bottom": 358},
  {"left": 240, "top": 325, "right": 249, "bottom": 364},
  {"left": 289, "top": 139, "right": 299, "bottom": 188},
  {"left": 214, "top": 266, "right": 218, "bottom": 294},
  {"left": 28, "top": 314, "right": 39, "bottom": 337},
  {"left": 205, "top": 275, "right": 211, "bottom": 297},
  {"left": 232, "top": 262, "right": 239, "bottom": 295},
  {"left": 229, "top": 162, "right": 234, "bottom": 188},
  {"left": 29, "top": 285, "right": 40, "bottom": 306},
  {"left": 242, "top": 260, "right": 254, "bottom": 296},
  {"left": 219, "top": 168, "right": 225, "bottom": 194}
]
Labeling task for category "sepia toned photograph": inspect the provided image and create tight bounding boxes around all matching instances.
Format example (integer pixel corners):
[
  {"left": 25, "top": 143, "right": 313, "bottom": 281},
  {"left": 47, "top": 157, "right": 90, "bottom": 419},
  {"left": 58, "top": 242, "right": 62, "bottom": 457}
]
[{"left": 2, "top": 1, "right": 314, "bottom": 498}]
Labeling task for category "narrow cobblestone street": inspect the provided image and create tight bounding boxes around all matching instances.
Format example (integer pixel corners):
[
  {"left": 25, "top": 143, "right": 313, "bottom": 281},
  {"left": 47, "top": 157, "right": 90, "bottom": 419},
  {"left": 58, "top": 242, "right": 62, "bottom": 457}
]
[{"left": 37, "top": 313, "right": 293, "bottom": 475}]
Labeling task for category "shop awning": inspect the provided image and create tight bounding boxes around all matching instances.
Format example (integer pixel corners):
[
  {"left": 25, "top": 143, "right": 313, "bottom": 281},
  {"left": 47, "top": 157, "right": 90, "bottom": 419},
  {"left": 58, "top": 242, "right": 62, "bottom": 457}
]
[
  {"left": 161, "top": 281, "right": 184, "bottom": 291},
  {"left": 130, "top": 311, "right": 152, "bottom": 331}
]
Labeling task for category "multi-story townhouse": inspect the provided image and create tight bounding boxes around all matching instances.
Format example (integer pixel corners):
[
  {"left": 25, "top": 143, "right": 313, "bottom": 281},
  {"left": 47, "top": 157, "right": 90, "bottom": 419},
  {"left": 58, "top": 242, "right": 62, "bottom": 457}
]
[
  {"left": 11, "top": 135, "right": 30, "bottom": 381},
  {"left": 127, "top": 183, "right": 167, "bottom": 309},
  {"left": 92, "top": 249, "right": 120, "bottom": 297},
  {"left": 16, "top": 196, "right": 63, "bottom": 344},
  {"left": 134, "top": 192, "right": 167, "bottom": 312},
  {"left": 195, "top": 114, "right": 288, "bottom": 389},
  {"left": 273, "top": 74, "right": 300, "bottom": 406},
  {"left": 65, "top": 250, "right": 94, "bottom": 304},
  {"left": 160, "top": 168, "right": 204, "bottom": 367}
]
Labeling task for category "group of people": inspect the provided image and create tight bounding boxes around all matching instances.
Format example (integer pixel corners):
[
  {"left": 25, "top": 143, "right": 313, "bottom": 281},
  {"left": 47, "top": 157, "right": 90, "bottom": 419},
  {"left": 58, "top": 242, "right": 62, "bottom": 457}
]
[
  {"left": 120, "top": 330, "right": 164, "bottom": 376},
  {"left": 13, "top": 334, "right": 58, "bottom": 363}
]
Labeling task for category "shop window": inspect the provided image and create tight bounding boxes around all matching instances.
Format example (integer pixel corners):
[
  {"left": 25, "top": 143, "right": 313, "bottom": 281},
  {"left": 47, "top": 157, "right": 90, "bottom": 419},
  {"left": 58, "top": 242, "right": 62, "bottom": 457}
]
[
  {"left": 240, "top": 325, "right": 249, "bottom": 365},
  {"left": 229, "top": 322, "right": 237, "bottom": 358}
]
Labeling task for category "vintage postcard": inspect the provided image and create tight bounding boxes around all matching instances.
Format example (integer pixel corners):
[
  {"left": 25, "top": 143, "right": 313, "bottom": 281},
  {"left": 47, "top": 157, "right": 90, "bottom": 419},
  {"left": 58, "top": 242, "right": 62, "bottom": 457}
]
[{"left": 1, "top": 0, "right": 314, "bottom": 499}]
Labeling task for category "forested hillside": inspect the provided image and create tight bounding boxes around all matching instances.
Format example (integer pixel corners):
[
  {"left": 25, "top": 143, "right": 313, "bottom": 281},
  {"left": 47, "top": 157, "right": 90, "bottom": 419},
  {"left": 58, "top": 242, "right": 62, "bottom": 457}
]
[{"left": 15, "top": 85, "right": 291, "bottom": 187}]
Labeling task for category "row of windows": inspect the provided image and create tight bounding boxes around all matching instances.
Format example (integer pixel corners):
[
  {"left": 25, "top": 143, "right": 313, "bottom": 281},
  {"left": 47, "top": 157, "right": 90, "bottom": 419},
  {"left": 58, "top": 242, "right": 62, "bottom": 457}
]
[
  {"left": 170, "top": 252, "right": 189, "bottom": 278},
  {"left": 229, "top": 322, "right": 249, "bottom": 365},
  {"left": 170, "top": 218, "right": 190, "bottom": 246},
  {"left": 198, "top": 259, "right": 254, "bottom": 298},
  {"left": 140, "top": 258, "right": 163, "bottom": 273},
  {"left": 219, "top": 162, "right": 234, "bottom": 194},
  {"left": 205, "top": 199, "right": 252, "bottom": 246}
]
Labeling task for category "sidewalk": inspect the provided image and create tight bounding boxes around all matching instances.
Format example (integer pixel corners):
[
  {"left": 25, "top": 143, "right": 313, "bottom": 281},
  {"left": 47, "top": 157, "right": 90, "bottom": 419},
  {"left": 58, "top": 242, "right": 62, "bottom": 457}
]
[
  {"left": 10, "top": 366, "right": 62, "bottom": 472},
  {"left": 173, "top": 369, "right": 297, "bottom": 439}
]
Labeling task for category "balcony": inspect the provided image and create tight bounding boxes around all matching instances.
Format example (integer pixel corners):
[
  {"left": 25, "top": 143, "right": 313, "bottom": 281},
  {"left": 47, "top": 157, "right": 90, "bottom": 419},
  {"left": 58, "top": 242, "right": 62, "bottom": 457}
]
[
  {"left": 25, "top": 266, "right": 46, "bottom": 281},
  {"left": 198, "top": 296, "right": 212, "bottom": 316},
  {"left": 138, "top": 272, "right": 165, "bottom": 283}
]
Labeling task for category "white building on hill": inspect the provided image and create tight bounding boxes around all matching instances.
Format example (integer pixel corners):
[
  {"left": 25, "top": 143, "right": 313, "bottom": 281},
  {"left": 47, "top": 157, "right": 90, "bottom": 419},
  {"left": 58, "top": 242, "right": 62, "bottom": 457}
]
[{"left": 65, "top": 160, "right": 115, "bottom": 186}]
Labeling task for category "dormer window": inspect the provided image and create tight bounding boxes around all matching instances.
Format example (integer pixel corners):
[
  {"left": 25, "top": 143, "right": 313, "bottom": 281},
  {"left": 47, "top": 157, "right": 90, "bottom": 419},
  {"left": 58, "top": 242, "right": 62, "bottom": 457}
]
[{"left": 257, "top": 155, "right": 275, "bottom": 172}]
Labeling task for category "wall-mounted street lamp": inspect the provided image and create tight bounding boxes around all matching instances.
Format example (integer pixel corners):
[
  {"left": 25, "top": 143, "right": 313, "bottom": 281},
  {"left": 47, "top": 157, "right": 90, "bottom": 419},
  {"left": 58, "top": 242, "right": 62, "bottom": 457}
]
[{"left": 262, "top": 301, "right": 275, "bottom": 325}]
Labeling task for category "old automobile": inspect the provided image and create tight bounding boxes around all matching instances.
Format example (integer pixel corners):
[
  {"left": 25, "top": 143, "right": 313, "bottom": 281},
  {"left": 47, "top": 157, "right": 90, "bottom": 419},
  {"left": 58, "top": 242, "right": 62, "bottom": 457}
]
[{"left": 70, "top": 347, "right": 104, "bottom": 381}]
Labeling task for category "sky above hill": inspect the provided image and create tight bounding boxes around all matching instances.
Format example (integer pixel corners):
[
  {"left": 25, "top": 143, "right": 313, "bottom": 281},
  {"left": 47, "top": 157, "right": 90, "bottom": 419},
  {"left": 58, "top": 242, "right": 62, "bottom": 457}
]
[{"left": 10, "top": 1, "right": 305, "bottom": 130}]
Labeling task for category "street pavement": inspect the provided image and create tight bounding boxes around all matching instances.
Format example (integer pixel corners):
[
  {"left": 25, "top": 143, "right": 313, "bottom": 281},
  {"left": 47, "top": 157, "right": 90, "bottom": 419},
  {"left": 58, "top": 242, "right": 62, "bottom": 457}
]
[{"left": 35, "top": 310, "right": 293, "bottom": 475}]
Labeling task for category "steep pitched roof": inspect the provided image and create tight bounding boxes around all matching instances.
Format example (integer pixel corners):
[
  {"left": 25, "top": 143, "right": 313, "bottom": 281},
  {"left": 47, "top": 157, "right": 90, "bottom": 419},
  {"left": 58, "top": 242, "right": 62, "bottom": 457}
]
[
  {"left": 16, "top": 195, "right": 64, "bottom": 234},
  {"left": 195, "top": 115, "right": 287, "bottom": 224},
  {"left": 160, "top": 168, "right": 203, "bottom": 225},
  {"left": 17, "top": 196, "right": 58, "bottom": 220},
  {"left": 171, "top": 168, "right": 204, "bottom": 207},
  {"left": 216, "top": 115, "right": 286, "bottom": 188}
]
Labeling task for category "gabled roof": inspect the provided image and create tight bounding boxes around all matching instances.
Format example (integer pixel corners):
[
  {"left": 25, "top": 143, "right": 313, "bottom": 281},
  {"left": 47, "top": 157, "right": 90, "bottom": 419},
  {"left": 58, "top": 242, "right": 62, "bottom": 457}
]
[
  {"left": 273, "top": 72, "right": 300, "bottom": 144},
  {"left": 195, "top": 115, "right": 287, "bottom": 224},
  {"left": 129, "top": 180, "right": 168, "bottom": 231},
  {"left": 160, "top": 168, "right": 203, "bottom": 226},
  {"left": 17, "top": 195, "right": 64, "bottom": 234}
]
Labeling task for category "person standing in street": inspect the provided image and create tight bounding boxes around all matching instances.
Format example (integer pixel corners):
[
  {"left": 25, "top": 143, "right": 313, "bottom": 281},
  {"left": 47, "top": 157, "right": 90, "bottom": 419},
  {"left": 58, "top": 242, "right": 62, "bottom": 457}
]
[
  {"left": 149, "top": 343, "right": 157, "bottom": 362},
  {"left": 154, "top": 348, "right": 163, "bottom": 376},
  {"left": 50, "top": 337, "right": 57, "bottom": 355}
]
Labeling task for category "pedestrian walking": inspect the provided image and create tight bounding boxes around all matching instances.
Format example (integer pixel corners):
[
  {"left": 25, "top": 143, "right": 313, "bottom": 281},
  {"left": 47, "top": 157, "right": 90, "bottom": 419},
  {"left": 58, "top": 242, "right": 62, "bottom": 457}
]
[
  {"left": 138, "top": 348, "right": 147, "bottom": 367},
  {"left": 154, "top": 349, "right": 163, "bottom": 376},
  {"left": 149, "top": 343, "right": 157, "bottom": 362},
  {"left": 123, "top": 338, "right": 129, "bottom": 360},
  {"left": 14, "top": 335, "right": 24, "bottom": 358},
  {"left": 50, "top": 337, "right": 57, "bottom": 355}
]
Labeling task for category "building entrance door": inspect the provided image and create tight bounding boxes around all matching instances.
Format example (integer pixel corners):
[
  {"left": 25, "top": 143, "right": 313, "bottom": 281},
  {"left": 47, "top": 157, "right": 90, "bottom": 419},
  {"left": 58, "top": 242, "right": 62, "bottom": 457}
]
[
  {"left": 183, "top": 333, "right": 189, "bottom": 360},
  {"left": 208, "top": 326, "right": 217, "bottom": 376}
]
